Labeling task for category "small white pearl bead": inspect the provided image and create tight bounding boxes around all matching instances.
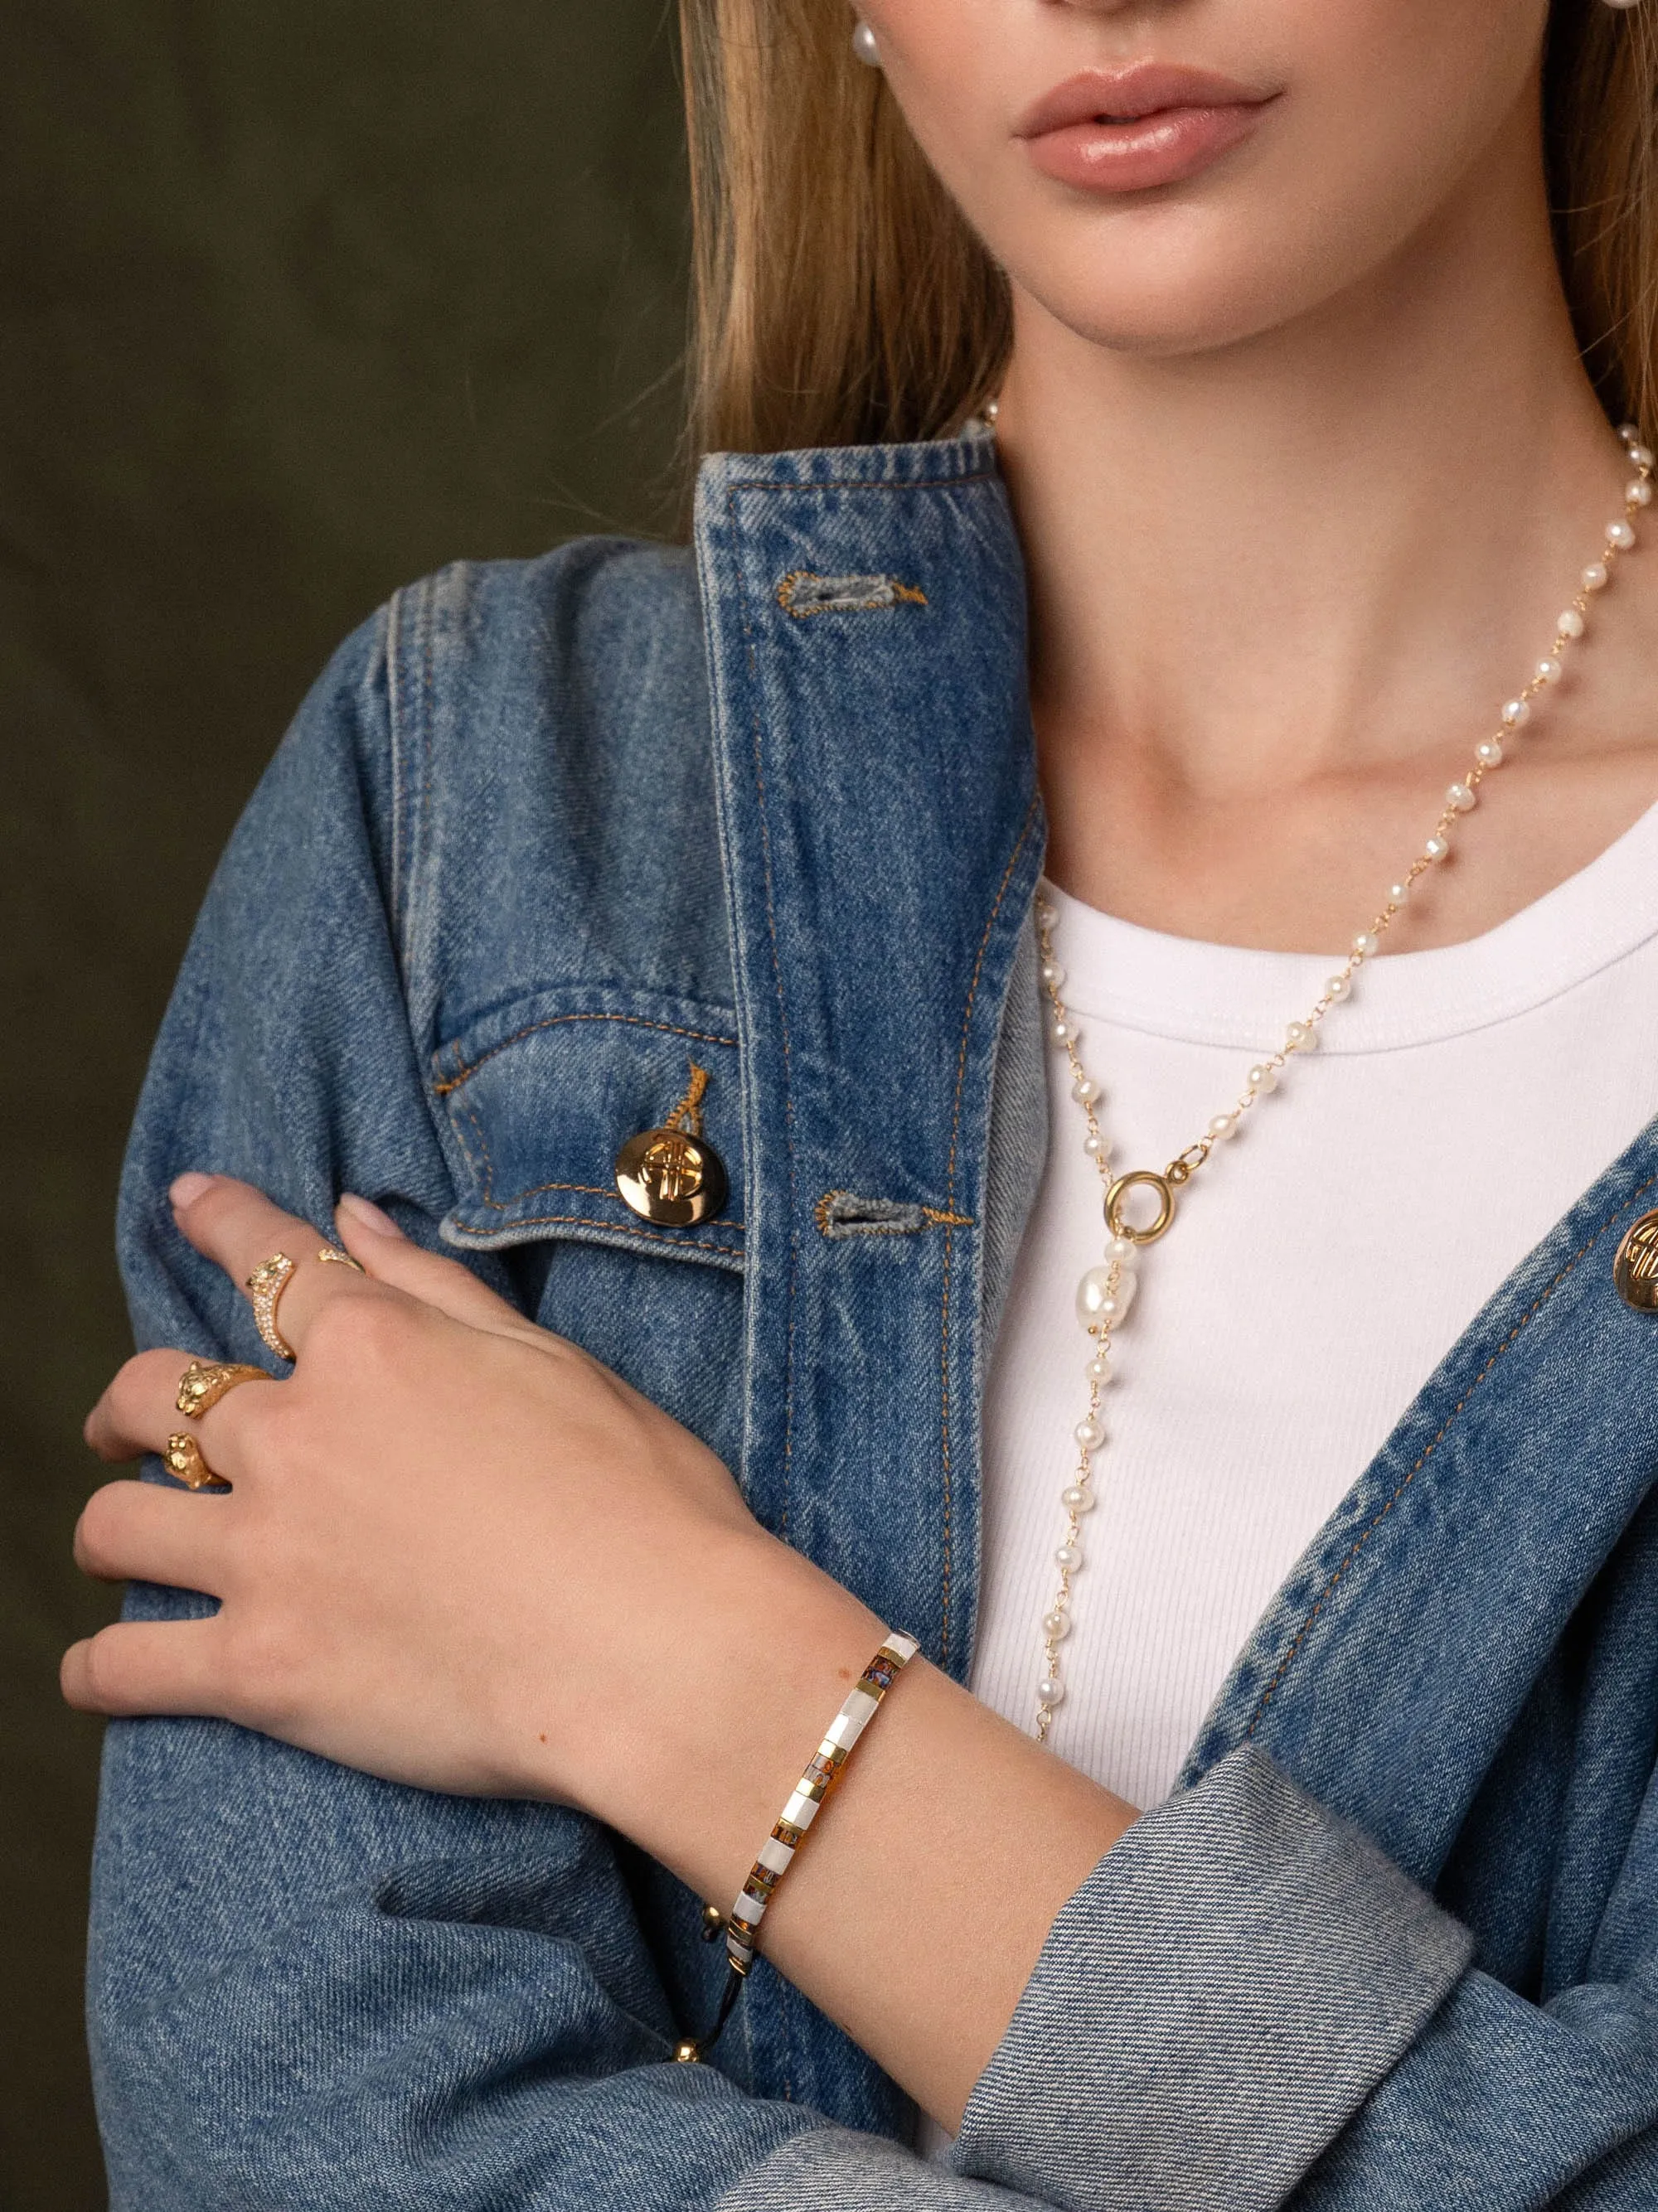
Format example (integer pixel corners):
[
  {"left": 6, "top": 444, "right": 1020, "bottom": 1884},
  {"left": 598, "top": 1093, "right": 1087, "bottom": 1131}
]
[
  {"left": 1062, "top": 1484, "right": 1095, "bottom": 1512},
  {"left": 1038, "top": 1677, "right": 1065, "bottom": 1706},
  {"left": 1559, "top": 607, "right": 1587, "bottom": 639},
  {"left": 1630, "top": 480, "right": 1654, "bottom": 508},
  {"left": 1630, "top": 444, "right": 1655, "bottom": 469},
  {"left": 1609, "top": 520, "right": 1637, "bottom": 551},
  {"left": 1083, "top": 1133, "right": 1106, "bottom": 1158},
  {"left": 1209, "top": 1111, "right": 1238, "bottom": 1140},
  {"left": 1620, "top": 422, "right": 1642, "bottom": 443},
  {"left": 1050, "top": 1019, "right": 1075, "bottom": 1045},
  {"left": 1326, "top": 972, "right": 1352, "bottom": 1000},
  {"left": 1500, "top": 699, "right": 1531, "bottom": 728},
  {"left": 1040, "top": 960, "right": 1064, "bottom": 986},
  {"left": 1475, "top": 739, "right": 1503, "bottom": 768},
  {"left": 1071, "top": 1075, "right": 1099, "bottom": 1103},
  {"left": 1086, "top": 1352, "right": 1112, "bottom": 1382},
  {"left": 1352, "top": 932, "right": 1379, "bottom": 959},
  {"left": 1387, "top": 881, "right": 1411, "bottom": 907},
  {"left": 1247, "top": 1062, "right": 1277, "bottom": 1093},
  {"left": 1074, "top": 1416, "right": 1103, "bottom": 1450},
  {"left": 1054, "top": 1543, "right": 1080, "bottom": 1570},
  {"left": 1043, "top": 1609, "right": 1071, "bottom": 1639},
  {"left": 1535, "top": 658, "right": 1562, "bottom": 685},
  {"left": 1583, "top": 562, "right": 1610, "bottom": 593},
  {"left": 1108, "top": 1237, "right": 1137, "bottom": 1265},
  {"left": 1447, "top": 782, "right": 1476, "bottom": 812},
  {"left": 1285, "top": 1019, "right": 1316, "bottom": 1052},
  {"left": 1424, "top": 834, "right": 1452, "bottom": 863}
]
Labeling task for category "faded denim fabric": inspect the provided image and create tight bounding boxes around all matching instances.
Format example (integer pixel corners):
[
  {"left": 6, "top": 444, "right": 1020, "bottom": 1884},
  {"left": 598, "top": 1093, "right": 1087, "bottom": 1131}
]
[{"left": 92, "top": 433, "right": 1658, "bottom": 2208}]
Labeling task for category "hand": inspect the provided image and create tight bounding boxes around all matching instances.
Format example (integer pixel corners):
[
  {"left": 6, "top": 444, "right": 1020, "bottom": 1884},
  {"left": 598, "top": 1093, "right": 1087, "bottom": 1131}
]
[{"left": 63, "top": 1175, "right": 865, "bottom": 1860}]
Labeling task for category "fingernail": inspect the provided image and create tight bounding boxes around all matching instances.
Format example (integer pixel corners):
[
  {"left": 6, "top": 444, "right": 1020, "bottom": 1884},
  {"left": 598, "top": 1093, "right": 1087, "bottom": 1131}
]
[
  {"left": 169, "top": 1172, "right": 219, "bottom": 1208},
  {"left": 337, "top": 1192, "right": 405, "bottom": 1238}
]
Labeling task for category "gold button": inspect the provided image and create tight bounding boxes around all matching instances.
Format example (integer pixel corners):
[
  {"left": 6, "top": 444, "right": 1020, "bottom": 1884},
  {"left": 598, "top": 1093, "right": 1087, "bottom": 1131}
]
[
  {"left": 1615, "top": 1209, "right": 1658, "bottom": 1310},
  {"left": 614, "top": 1125, "right": 729, "bottom": 1227}
]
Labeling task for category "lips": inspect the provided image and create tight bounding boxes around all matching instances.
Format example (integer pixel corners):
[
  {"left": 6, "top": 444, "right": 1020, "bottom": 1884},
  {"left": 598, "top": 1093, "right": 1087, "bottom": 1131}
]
[{"left": 1016, "top": 63, "right": 1278, "bottom": 196}]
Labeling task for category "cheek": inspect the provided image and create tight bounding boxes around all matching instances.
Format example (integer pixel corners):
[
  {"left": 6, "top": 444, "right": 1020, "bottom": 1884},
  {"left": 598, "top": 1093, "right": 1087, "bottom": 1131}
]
[{"left": 872, "top": 0, "right": 1549, "bottom": 357}]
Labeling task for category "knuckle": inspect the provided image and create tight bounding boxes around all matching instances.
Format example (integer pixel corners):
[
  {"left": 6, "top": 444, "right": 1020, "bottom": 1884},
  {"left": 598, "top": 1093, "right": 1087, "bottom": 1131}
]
[
  {"left": 306, "top": 1286, "right": 407, "bottom": 1368},
  {"left": 223, "top": 1612, "right": 303, "bottom": 1726},
  {"left": 75, "top": 1483, "right": 132, "bottom": 1576},
  {"left": 80, "top": 1629, "right": 131, "bottom": 1715}
]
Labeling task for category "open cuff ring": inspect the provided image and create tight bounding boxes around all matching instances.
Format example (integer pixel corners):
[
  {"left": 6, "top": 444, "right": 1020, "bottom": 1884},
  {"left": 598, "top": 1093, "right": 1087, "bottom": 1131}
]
[
  {"left": 176, "top": 1359, "right": 272, "bottom": 1420},
  {"left": 245, "top": 1245, "right": 366, "bottom": 1363},
  {"left": 163, "top": 1432, "right": 228, "bottom": 1492},
  {"left": 245, "top": 1252, "right": 298, "bottom": 1361}
]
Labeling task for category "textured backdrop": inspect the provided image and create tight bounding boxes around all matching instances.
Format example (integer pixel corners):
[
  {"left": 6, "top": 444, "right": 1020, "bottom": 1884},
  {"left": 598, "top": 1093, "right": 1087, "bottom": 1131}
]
[{"left": 2, "top": 5, "right": 687, "bottom": 2198}]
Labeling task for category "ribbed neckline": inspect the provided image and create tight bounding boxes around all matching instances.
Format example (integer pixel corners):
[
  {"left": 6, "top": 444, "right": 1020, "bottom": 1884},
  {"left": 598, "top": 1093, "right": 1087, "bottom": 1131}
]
[{"left": 1045, "top": 798, "right": 1658, "bottom": 1055}]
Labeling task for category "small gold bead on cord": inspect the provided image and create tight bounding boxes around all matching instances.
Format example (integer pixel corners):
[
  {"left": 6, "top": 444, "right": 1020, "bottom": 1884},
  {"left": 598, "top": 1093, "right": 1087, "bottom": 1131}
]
[{"left": 1027, "top": 427, "right": 1653, "bottom": 1741}]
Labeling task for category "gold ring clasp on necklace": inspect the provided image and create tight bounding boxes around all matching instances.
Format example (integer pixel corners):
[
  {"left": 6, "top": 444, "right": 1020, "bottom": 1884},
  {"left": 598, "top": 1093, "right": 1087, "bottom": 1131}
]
[{"left": 1104, "top": 1170, "right": 1176, "bottom": 1246}]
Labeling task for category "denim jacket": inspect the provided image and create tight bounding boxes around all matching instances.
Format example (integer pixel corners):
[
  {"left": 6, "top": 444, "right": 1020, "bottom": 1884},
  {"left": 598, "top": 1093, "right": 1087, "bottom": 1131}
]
[{"left": 94, "top": 430, "right": 1658, "bottom": 2210}]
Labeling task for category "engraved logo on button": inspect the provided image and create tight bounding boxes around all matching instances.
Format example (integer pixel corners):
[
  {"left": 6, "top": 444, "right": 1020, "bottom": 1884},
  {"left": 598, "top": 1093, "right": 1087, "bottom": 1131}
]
[
  {"left": 1614, "top": 1209, "right": 1658, "bottom": 1311},
  {"left": 640, "top": 1132, "right": 704, "bottom": 1205}
]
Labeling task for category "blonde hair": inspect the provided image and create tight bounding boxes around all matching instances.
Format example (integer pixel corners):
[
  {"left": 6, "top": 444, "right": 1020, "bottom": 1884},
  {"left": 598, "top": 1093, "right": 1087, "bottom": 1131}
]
[{"left": 681, "top": 0, "right": 1658, "bottom": 457}]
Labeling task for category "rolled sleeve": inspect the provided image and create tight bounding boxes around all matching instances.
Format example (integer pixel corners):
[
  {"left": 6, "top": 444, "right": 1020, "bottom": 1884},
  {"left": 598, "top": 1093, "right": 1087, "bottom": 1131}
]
[{"left": 951, "top": 1743, "right": 1473, "bottom": 2212}]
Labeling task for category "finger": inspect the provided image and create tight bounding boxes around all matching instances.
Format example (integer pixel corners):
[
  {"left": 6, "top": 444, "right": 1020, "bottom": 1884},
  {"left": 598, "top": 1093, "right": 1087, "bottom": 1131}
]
[
  {"left": 169, "top": 1173, "right": 378, "bottom": 1359},
  {"left": 85, "top": 1347, "right": 271, "bottom": 1469},
  {"left": 74, "top": 1478, "right": 231, "bottom": 1592},
  {"left": 61, "top": 1618, "right": 228, "bottom": 1717},
  {"left": 333, "top": 1194, "right": 543, "bottom": 1342}
]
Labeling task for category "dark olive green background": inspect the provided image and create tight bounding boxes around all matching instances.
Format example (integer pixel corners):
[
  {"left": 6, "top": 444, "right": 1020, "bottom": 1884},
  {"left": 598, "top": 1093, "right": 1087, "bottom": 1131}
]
[{"left": 3, "top": 6, "right": 688, "bottom": 2199}]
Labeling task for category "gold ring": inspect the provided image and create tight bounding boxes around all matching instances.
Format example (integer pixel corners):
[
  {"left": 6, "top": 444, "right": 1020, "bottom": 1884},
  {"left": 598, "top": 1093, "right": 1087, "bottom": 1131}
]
[
  {"left": 176, "top": 1359, "right": 272, "bottom": 1421},
  {"left": 245, "top": 1251, "right": 298, "bottom": 1362},
  {"left": 317, "top": 1246, "right": 365, "bottom": 1273},
  {"left": 1103, "top": 1170, "right": 1177, "bottom": 1246},
  {"left": 163, "top": 1432, "right": 228, "bottom": 1492}
]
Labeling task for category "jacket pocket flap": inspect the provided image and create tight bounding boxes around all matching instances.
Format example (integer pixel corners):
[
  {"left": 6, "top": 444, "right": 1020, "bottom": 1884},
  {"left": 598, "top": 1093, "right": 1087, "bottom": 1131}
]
[{"left": 432, "top": 989, "right": 745, "bottom": 1273}]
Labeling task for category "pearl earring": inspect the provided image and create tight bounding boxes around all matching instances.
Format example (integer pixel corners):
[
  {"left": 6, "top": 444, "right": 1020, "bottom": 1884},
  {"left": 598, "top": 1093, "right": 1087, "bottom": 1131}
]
[{"left": 851, "top": 20, "right": 881, "bottom": 65}]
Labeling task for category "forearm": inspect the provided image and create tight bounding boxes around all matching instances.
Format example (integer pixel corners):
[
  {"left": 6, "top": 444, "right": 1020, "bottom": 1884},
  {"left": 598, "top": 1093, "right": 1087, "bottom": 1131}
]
[{"left": 556, "top": 1532, "right": 1137, "bottom": 2132}]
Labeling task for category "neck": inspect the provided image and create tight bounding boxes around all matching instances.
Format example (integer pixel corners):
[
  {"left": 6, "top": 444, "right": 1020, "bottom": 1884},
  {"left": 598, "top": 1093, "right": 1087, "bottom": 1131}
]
[{"left": 995, "top": 107, "right": 1626, "bottom": 825}]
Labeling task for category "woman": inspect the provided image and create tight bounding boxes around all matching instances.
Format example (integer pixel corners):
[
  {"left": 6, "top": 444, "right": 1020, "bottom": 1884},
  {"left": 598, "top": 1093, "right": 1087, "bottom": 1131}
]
[{"left": 64, "top": 1, "right": 1658, "bottom": 2204}]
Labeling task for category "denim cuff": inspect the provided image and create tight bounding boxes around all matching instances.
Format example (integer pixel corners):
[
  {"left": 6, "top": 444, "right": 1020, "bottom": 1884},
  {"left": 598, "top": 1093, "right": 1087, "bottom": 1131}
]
[
  {"left": 715, "top": 2124, "right": 1042, "bottom": 2210},
  {"left": 951, "top": 1742, "right": 1473, "bottom": 2212}
]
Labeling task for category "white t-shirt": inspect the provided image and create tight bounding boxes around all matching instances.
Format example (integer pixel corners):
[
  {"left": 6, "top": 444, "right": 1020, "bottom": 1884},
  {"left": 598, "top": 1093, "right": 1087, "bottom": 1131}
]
[{"left": 971, "top": 801, "right": 1658, "bottom": 1813}]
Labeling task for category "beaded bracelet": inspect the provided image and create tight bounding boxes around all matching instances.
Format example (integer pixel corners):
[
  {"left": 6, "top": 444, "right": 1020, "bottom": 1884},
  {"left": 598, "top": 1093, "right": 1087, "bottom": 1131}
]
[{"left": 673, "top": 1629, "right": 921, "bottom": 2063}]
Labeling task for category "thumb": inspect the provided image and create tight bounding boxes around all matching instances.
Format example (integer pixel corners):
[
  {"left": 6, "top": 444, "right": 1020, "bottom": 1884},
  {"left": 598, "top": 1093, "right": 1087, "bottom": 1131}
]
[{"left": 333, "top": 1194, "right": 541, "bottom": 1341}]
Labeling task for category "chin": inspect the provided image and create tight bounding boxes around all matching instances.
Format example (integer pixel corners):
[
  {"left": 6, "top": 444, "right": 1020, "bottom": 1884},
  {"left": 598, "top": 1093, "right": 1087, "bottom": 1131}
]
[{"left": 1021, "top": 236, "right": 1337, "bottom": 363}]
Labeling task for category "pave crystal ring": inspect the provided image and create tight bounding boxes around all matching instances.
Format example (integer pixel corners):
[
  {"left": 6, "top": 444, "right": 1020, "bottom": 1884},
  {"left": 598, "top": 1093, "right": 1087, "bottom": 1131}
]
[{"left": 245, "top": 1252, "right": 298, "bottom": 1362}]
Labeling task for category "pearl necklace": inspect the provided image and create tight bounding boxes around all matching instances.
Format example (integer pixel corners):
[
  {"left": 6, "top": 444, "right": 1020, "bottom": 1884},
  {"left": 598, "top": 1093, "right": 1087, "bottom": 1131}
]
[{"left": 1026, "top": 422, "right": 1655, "bottom": 1744}]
